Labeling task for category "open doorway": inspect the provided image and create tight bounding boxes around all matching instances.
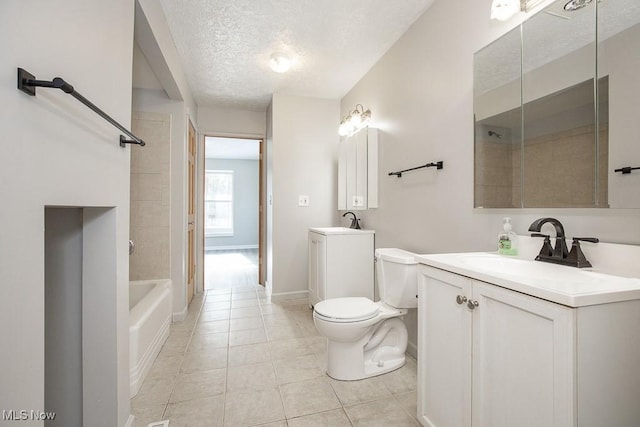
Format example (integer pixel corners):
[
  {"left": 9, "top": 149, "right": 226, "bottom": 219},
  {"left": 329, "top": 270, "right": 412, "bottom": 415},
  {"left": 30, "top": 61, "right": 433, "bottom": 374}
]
[{"left": 204, "top": 136, "right": 263, "bottom": 291}]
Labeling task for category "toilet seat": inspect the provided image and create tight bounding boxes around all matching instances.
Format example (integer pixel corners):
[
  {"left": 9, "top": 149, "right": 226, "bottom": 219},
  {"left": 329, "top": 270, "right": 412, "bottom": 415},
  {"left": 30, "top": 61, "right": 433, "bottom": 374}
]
[{"left": 314, "top": 297, "right": 379, "bottom": 323}]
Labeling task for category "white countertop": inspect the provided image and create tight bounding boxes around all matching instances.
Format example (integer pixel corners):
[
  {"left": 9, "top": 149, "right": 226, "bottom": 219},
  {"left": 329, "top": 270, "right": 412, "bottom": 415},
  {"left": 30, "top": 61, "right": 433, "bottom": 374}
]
[
  {"left": 309, "top": 227, "right": 375, "bottom": 235},
  {"left": 416, "top": 252, "right": 640, "bottom": 308}
]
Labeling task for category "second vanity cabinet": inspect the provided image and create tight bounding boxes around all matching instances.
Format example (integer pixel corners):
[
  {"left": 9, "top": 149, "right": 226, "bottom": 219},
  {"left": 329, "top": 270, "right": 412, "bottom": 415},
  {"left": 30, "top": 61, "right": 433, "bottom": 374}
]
[
  {"left": 418, "top": 263, "right": 640, "bottom": 427},
  {"left": 308, "top": 227, "right": 374, "bottom": 308}
]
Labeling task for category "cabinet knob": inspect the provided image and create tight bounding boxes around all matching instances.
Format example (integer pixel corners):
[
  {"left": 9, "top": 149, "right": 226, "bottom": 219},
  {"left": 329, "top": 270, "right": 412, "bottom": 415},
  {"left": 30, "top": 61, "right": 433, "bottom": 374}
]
[
  {"left": 467, "top": 300, "right": 479, "bottom": 310},
  {"left": 456, "top": 295, "right": 468, "bottom": 305}
]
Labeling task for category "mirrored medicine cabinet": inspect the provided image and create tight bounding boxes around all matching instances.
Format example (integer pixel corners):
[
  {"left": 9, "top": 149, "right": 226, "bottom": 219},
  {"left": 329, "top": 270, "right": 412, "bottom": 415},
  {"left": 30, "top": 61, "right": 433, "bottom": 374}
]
[
  {"left": 338, "top": 127, "right": 378, "bottom": 210},
  {"left": 474, "top": 0, "right": 640, "bottom": 209}
]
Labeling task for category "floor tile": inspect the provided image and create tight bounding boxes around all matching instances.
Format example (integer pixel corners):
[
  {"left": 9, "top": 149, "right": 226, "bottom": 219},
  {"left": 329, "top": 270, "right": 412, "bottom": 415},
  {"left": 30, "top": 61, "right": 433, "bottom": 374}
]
[
  {"left": 231, "top": 298, "right": 259, "bottom": 308},
  {"left": 265, "top": 323, "right": 306, "bottom": 341},
  {"left": 131, "top": 376, "right": 174, "bottom": 409},
  {"left": 395, "top": 390, "right": 418, "bottom": 420},
  {"left": 229, "top": 316, "right": 264, "bottom": 332},
  {"left": 229, "top": 328, "right": 267, "bottom": 346},
  {"left": 187, "top": 331, "right": 229, "bottom": 352},
  {"left": 202, "top": 301, "right": 231, "bottom": 311},
  {"left": 131, "top": 404, "right": 166, "bottom": 427},
  {"left": 274, "top": 354, "right": 324, "bottom": 385},
  {"left": 379, "top": 357, "right": 417, "bottom": 394},
  {"left": 230, "top": 306, "right": 262, "bottom": 319},
  {"left": 169, "top": 368, "right": 226, "bottom": 403},
  {"left": 344, "top": 397, "right": 419, "bottom": 426},
  {"left": 181, "top": 348, "right": 228, "bottom": 373},
  {"left": 280, "top": 378, "right": 341, "bottom": 419},
  {"left": 165, "top": 395, "right": 225, "bottom": 427},
  {"left": 224, "top": 388, "right": 285, "bottom": 426},
  {"left": 145, "top": 353, "right": 183, "bottom": 381},
  {"left": 228, "top": 342, "right": 271, "bottom": 367},
  {"left": 227, "top": 361, "right": 277, "bottom": 392},
  {"left": 231, "top": 291, "right": 259, "bottom": 300},
  {"left": 287, "top": 409, "right": 352, "bottom": 427},
  {"left": 193, "top": 319, "right": 229, "bottom": 335},
  {"left": 269, "top": 338, "right": 312, "bottom": 361},
  {"left": 328, "top": 375, "right": 392, "bottom": 406},
  {"left": 199, "top": 309, "right": 231, "bottom": 322}
]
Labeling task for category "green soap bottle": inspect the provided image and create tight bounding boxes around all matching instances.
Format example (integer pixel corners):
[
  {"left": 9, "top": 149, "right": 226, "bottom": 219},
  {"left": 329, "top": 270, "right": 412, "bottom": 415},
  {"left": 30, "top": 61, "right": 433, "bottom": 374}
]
[{"left": 498, "top": 217, "right": 518, "bottom": 256}]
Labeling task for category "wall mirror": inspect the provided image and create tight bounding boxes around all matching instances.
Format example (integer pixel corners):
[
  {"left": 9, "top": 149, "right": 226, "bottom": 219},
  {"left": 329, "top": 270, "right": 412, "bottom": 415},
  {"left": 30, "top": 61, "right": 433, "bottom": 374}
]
[
  {"left": 338, "top": 127, "right": 378, "bottom": 210},
  {"left": 474, "top": 0, "right": 640, "bottom": 208}
]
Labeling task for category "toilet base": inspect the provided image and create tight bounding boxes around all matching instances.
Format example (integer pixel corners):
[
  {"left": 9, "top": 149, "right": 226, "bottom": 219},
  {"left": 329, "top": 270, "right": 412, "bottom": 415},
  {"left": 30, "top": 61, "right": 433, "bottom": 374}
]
[{"left": 325, "top": 318, "right": 408, "bottom": 381}]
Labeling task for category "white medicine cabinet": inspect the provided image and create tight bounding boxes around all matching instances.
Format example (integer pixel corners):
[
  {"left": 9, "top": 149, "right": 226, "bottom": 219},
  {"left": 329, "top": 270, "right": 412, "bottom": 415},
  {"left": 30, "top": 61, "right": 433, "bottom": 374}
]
[{"left": 338, "top": 127, "right": 378, "bottom": 210}]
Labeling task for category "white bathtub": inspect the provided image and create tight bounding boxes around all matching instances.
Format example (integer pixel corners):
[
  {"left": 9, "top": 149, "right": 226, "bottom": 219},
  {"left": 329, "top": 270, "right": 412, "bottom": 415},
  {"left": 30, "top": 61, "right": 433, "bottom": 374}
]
[{"left": 129, "top": 279, "right": 172, "bottom": 397}]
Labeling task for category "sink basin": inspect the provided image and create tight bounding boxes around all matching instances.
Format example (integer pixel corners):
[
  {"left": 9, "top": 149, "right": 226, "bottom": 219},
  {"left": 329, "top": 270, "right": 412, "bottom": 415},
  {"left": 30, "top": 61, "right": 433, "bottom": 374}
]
[
  {"left": 309, "top": 227, "right": 375, "bottom": 235},
  {"left": 416, "top": 252, "right": 640, "bottom": 307}
]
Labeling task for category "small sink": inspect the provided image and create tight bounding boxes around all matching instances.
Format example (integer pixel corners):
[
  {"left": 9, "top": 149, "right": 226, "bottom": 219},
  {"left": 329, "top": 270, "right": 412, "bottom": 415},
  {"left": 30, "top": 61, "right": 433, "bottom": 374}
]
[{"left": 309, "top": 227, "right": 374, "bottom": 235}]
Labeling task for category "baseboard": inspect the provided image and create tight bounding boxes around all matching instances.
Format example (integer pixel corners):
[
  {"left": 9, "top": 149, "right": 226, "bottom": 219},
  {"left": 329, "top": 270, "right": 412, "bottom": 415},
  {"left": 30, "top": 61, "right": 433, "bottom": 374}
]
[
  {"left": 407, "top": 340, "right": 418, "bottom": 359},
  {"left": 205, "top": 244, "right": 258, "bottom": 251},
  {"left": 124, "top": 414, "right": 135, "bottom": 427},
  {"left": 172, "top": 305, "right": 188, "bottom": 322},
  {"left": 269, "top": 289, "right": 308, "bottom": 301}
]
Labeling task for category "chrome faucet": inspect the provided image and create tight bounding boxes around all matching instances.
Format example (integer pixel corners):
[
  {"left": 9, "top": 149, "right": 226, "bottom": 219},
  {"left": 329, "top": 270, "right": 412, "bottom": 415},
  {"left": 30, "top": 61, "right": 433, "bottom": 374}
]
[
  {"left": 342, "top": 211, "right": 361, "bottom": 229},
  {"left": 528, "top": 217, "right": 598, "bottom": 268}
]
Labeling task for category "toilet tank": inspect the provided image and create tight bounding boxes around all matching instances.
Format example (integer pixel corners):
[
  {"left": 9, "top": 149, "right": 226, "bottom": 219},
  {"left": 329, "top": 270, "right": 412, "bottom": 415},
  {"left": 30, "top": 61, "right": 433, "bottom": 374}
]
[{"left": 375, "top": 248, "right": 418, "bottom": 309}]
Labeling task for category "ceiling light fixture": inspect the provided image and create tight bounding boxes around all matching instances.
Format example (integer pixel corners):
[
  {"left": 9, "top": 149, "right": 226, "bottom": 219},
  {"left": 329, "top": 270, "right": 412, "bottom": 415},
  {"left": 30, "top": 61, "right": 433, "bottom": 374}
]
[
  {"left": 338, "top": 104, "right": 371, "bottom": 137},
  {"left": 269, "top": 52, "right": 291, "bottom": 73},
  {"left": 490, "top": 0, "right": 521, "bottom": 21}
]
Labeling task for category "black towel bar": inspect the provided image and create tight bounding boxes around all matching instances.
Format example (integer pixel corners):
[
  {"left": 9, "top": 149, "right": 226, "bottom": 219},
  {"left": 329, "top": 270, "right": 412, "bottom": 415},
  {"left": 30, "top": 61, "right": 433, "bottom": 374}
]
[
  {"left": 389, "top": 161, "right": 443, "bottom": 178},
  {"left": 614, "top": 166, "right": 640, "bottom": 174},
  {"left": 17, "top": 67, "right": 145, "bottom": 148}
]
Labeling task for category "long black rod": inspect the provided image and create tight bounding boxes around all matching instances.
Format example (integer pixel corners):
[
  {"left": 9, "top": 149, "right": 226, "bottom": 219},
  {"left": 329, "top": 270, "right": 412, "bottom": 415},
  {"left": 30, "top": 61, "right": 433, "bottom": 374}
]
[
  {"left": 388, "top": 161, "right": 443, "bottom": 178},
  {"left": 614, "top": 166, "right": 640, "bottom": 174},
  {"left": 17, "top": 68, "right": 145, "bottom": 147}
]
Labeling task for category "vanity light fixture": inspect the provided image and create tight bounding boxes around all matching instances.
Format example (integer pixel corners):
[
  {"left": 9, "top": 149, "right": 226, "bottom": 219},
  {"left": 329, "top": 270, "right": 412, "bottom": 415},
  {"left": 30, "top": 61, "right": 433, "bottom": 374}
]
[
  {"left": 338, "top": 104, "right": 371, "bottom": 136},
  {"left": 269, "top": 52, "right": 291, "bottom": 73},
  {"left": 490, "top": 0, "right": 521, "bottom": 21}
]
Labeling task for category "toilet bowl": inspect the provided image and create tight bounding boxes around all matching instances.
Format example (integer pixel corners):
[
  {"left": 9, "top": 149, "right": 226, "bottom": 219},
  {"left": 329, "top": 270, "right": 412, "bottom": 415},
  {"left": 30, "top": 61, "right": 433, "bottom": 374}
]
[{"left": 313, "top": 248, "right": 418, "bottom": 381}]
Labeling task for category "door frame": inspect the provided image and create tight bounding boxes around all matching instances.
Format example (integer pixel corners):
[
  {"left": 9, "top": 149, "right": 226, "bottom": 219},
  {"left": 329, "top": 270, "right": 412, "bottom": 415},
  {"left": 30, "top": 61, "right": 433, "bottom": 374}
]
[{"left": 198, "top": 132, "right": 266, "bottom": 290}]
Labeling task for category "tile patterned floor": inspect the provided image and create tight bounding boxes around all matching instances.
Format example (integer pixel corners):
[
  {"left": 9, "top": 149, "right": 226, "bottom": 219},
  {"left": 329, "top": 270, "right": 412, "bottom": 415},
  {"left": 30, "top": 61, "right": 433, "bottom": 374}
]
[{"left": 131, "top": 284, "right": 419, "bottom": 426}]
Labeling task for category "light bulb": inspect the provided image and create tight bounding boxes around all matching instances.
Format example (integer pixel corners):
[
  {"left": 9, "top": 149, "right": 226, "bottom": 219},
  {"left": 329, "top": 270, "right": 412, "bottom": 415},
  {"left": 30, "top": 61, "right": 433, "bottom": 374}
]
[
  {"left": 269, "top": 53, "right": 291, "bottom": 73},
  {"left": 490, "top": 0, "right": 520, "bottom": 21},
  {"left": 350, "top": 111, "right": 362, "bottom": 127}
]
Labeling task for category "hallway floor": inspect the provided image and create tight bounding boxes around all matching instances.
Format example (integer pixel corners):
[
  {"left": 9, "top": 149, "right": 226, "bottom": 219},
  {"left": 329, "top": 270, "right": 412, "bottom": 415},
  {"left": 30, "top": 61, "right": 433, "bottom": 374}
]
[
  {"left": 205, "top": 249, "right": 259, "bottom": 290},
  {"left": 131, "top": 285, "right": 419, "bottom": 426}
]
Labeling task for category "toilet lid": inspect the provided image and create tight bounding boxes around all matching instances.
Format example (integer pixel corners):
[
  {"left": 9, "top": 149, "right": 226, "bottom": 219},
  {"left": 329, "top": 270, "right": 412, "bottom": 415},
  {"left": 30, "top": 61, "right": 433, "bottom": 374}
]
[{"left": 314, "top": 297, "right": 379, "bottom": 321}]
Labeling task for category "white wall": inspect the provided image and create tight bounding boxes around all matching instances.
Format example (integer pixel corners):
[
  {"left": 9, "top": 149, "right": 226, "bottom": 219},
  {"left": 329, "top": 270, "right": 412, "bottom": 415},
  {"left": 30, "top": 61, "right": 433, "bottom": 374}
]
[
  {"left": 198, "top": 106, "right": 267, "bottom": 136},
  {"left": 341, "top": 0, "right": 640, "bottom": 351},
  {"left": 0, "top": 0, "right": 133, "bottom": 425},
  {"left": 269, "top": 94, "right": 341, "bottom": 297}
]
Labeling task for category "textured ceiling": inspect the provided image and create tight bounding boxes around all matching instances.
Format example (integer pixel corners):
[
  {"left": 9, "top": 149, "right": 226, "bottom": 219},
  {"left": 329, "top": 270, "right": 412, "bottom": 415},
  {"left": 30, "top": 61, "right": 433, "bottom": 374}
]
[{"left": 158, "top": 0, "right": 434, "bottom": 111}]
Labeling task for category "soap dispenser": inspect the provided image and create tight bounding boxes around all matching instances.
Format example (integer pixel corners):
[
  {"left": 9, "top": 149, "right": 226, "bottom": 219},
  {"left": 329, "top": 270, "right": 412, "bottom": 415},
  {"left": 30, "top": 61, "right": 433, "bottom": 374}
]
[{"left": 498, "top": 217, "right": 518, "bottom": 256}]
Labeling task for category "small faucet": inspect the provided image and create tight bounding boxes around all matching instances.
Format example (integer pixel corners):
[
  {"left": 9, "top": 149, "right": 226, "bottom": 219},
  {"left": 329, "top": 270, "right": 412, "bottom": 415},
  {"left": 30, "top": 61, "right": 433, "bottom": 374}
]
[
  {"left": 342, "top": 211, "right": 361, "bottom": 229},
  {"left": 528, "top": 217, "right": 568, "bottom": 259},
  {"left": 528, "top": 217, "right": 598, "bottom": 268}
]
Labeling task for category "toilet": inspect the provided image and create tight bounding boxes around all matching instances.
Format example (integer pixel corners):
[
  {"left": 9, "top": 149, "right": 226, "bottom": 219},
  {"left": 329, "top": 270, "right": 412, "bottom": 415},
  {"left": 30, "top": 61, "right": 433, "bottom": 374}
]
[{"left": 313, "top": 248, "right": 418, "bottom": 381}]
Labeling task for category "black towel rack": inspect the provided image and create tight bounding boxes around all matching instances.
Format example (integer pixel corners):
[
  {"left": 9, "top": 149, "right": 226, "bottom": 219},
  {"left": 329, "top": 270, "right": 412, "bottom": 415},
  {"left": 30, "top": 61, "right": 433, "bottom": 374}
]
[
  {"left": 17, "top": 68, "right": 145, "bottom": 148},
  {"left": 614, "top": 166, "right": 640, "bottom": 174},
  {"left": 389, "top": 161, "right": 443, "bottom": 178}
]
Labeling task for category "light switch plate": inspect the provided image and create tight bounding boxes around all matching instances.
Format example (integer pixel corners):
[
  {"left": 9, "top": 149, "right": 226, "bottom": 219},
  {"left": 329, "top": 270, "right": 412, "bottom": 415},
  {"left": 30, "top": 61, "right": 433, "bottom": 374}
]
[
  {"left": 298, "top": 195, "right": 309, "bottom": 207},
  {"left": 352, "top": 196, "right": 364, "bottom": 207}
]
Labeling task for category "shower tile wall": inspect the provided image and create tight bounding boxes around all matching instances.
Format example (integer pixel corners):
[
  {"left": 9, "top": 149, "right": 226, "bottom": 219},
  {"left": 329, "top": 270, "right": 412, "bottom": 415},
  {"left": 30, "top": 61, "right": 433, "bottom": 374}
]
[
  {"left": 475, "top": 124, "right": 608, "bottom": 208},
  {"left": 130, "top": 111, "right": 171, "bottom": 280}
]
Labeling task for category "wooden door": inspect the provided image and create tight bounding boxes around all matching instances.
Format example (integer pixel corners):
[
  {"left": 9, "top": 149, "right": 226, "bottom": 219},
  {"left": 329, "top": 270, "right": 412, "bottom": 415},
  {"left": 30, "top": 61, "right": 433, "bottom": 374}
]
[{"left": 187, "top": 120, "right": 196, "bottom": 304}]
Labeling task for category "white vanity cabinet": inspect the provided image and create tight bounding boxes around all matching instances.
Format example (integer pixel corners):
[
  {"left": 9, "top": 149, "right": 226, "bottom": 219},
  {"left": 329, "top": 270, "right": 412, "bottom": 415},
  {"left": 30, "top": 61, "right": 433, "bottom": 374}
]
[
  {"left": 308, "top": 228, "right": 374, "bottom": 308},
  {"left": 418, "top": 263, "right": 640, "bottom": 427}
]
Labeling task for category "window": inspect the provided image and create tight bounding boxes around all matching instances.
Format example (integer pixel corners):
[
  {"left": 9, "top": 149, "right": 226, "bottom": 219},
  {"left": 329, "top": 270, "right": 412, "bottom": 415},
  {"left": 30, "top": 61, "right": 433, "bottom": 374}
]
[{"left": 205, "top": 170, "right": 233, "bottom": 236}]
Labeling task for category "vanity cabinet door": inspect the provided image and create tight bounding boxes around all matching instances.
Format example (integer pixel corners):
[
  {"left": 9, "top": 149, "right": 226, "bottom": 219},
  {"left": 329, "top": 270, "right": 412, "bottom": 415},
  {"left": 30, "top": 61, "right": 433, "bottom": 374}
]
[
  {"left": 418, "top": 268, "right": 473, "bottom": 427},
  {"left": 471, "top": 281, "right": 575, "bottom": 427},
  {"left": 308, "top": 232, "right": 326, "bottom": 307}
]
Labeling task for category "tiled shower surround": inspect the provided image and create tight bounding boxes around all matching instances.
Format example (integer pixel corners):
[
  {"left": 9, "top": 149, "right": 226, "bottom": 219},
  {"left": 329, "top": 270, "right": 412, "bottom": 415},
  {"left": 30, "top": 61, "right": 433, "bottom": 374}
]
[{"left": 130, "top": 111, "right": 171, "bottom": 280}]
